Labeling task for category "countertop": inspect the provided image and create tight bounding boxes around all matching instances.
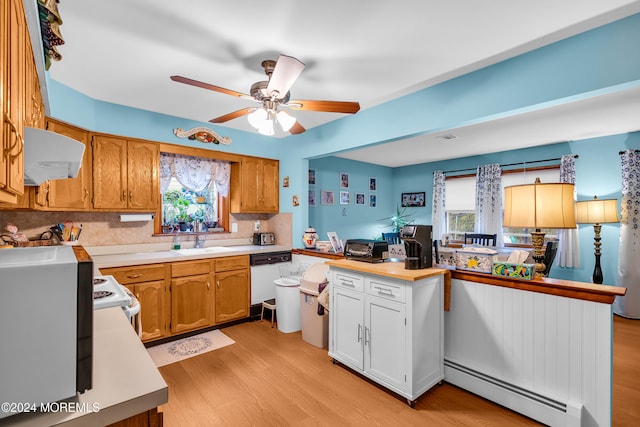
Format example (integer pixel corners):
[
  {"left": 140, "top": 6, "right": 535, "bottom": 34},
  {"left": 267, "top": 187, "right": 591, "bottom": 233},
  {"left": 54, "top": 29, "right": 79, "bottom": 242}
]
[
  {"left": 89, "top": 244, "right": 292, "bottom": 269},
  {"left": 325, "top": 258, "right": 449, "bottom": 281},
  {"left": 0, "top": 307, "right": 168, "bottom": 426}
]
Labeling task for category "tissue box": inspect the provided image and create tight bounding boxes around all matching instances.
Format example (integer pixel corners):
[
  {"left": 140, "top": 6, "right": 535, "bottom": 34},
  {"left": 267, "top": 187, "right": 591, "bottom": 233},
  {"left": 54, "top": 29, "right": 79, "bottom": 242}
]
[
  {"left": 491, "top": 262, "right": 535, "bottom": 280},
  {"left": 455, "top": 250, "right": 497, "bottom": 273}
]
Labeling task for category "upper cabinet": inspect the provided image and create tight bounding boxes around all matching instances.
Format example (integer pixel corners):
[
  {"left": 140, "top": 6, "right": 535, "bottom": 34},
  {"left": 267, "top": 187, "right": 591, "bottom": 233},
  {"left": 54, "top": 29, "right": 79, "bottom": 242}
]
[
  {"left": 92, "top": 135, "right": 159, "bottom": 211},
  {"left": 230, "top": 157, "right": 279, "bottom": 213},
  {"left": 1, "top": 0, "right": 35, "bottom": 204},
  {"left": 40, "top": 118, "right": 92, "bottom": 210}
]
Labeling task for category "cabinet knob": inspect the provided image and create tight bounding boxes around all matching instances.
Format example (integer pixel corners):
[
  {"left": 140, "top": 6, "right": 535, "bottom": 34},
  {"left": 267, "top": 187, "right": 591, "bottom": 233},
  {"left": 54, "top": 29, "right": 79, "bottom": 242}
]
[
  {"left": 216, "top": 280, "right": 220, "bottom": 289},
  {"left": 207, "top": 281, "right": 210, "bottom": 291}
]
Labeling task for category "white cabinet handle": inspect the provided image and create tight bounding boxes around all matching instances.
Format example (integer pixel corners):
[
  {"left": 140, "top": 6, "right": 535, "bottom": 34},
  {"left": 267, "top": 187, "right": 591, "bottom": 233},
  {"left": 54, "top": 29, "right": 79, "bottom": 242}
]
[
  {"left": 357, "top": 324, "right": 362, "bottom": 342},
  {"left": 364, "top": 326, "right": 370, "bottom": 347}
]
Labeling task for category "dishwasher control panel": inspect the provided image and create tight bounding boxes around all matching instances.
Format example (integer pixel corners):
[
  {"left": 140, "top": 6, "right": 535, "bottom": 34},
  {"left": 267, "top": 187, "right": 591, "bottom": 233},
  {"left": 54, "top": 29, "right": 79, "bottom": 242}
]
[{"left": 249, "top": 251, "right": 292, "bottom": 266}]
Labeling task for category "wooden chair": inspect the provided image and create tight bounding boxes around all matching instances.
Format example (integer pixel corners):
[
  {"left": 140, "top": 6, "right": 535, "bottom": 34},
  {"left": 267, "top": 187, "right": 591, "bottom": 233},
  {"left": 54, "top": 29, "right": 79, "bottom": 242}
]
[
  {"left": 542, "top": 240, "right": 559, "bottom": 277},
  {"left": 382, "top": 232, "right": 400, "bottom": 245},
  {"left": 464, "top": 233, "right": 497, "bottom": 246}
]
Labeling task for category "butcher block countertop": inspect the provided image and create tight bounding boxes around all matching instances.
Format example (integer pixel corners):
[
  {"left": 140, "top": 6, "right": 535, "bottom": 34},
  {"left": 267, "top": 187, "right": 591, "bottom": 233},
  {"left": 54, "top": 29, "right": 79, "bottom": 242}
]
[
  {"left": 325, "top": 258, "right": 449, "bottom": 281},
  {"left": 0, "top": 308, "right": 167, "bottom": 427}
]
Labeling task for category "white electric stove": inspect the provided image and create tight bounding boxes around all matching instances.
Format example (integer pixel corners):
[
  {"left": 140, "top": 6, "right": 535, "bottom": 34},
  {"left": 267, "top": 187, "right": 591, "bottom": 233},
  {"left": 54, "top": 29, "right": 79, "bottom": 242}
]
[{"left": 93, "top": 275, "right": 140, "bottom": 326}]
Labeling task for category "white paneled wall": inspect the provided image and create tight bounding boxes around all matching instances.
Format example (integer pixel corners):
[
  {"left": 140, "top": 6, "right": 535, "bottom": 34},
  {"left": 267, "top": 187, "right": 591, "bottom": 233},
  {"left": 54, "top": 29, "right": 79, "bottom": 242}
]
[{"left": 445, "top": 279, "right": 613, "bottom": 427}]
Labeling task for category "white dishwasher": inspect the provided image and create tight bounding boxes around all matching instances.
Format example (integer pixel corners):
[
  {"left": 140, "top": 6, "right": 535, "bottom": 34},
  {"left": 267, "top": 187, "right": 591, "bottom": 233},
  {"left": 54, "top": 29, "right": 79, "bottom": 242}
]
[{"left": 249, "top": 251, "right": 292, "bottom": 305}]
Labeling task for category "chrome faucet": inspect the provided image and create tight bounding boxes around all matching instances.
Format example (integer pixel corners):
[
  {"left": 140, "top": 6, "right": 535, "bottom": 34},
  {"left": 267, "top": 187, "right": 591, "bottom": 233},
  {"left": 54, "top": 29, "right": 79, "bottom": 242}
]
[{"left": 194, "top": 220, "right": 205, "bottom": 248}]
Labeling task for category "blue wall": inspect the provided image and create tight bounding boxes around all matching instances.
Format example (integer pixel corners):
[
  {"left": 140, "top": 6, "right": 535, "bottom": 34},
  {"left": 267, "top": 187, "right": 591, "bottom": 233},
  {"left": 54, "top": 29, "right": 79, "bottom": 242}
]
[{"left": 44, "top": 13, "right": 640, "bottom": 286}]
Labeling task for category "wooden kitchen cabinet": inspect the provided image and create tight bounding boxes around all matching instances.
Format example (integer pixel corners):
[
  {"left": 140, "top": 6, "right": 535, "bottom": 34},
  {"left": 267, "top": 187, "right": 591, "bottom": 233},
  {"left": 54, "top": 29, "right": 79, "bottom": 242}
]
[
  {"left": 100, "top": 264, "right": 169, "bottom": 342},
  {"left": 92, "top": 135, "right": 159, "bottom": 210},
  {"left": 33, "top": 118, "right": 92, "bottom": 210},
  {"left": 230, "top": 156, "right": 279, "bottom": 213},
  {"left": 213, "top": 255, "right": 249, "bottom": 324},
  {"left": 170, "top": 260, "right": 214, "bottom": 334},
  {"left": 1, "top": 0, "right": 33, "bottom": 204}
]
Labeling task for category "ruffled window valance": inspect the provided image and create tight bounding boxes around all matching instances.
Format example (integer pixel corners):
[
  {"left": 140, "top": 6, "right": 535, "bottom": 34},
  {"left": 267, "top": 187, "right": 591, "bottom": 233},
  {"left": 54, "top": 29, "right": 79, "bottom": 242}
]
[{"left": 160, "top": 153, "right": 230, "bottom": 196}]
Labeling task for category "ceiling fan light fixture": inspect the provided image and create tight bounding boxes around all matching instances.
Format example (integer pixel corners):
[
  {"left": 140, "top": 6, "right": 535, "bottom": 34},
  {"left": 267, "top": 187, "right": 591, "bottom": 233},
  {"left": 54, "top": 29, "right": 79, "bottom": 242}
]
[
  {"left": 258, "top": 118, "right": 274, "bottom": 136},
  {"left": 247, "top": 107, "right": 268, "bottom": 129},
  {"left": 277, "top": 110, "right": 296, "bottom": 132}
]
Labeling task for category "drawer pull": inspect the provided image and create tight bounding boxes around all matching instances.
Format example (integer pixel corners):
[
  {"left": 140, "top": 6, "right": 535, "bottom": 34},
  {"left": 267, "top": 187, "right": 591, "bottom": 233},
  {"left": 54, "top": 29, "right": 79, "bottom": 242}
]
[
  {"left": 340, "top": 278, "right": 354, "bottom": 286},
  {"left": 207, "top": 281, "right": 210, "bottom": 291},
  {"left": 127, "top": 273, "right": 143, "bottom": 279},
  {"left": 374, "top": 286, "right": 394, "bottom": 296}
]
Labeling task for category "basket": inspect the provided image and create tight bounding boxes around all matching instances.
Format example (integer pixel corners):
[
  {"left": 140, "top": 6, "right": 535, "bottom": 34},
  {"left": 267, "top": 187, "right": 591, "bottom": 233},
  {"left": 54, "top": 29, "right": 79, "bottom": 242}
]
[{"left": 0, "top": 231, "right": 58, "bottom": 247}]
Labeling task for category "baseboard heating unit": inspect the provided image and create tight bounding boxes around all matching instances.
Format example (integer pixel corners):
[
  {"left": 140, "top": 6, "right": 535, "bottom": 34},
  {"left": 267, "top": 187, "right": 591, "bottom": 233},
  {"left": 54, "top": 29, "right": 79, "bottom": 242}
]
[{"left": 444, "top": 359, "right": 584, "bottom": 427}]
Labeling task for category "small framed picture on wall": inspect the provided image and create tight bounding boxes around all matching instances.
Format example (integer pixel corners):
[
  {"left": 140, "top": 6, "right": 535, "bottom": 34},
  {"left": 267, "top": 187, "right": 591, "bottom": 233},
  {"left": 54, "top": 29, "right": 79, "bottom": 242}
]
[
  {"left": 369, "top": 177, "right": 377, "bottom": 191},
  {"left": 309, "top": 190, "right": 316, "bottom": 206},
  {"left": 340, "top": 191, "right": 350, "bottom": 204},
  {"left": 369, "top": 194, "right": 377, "bottom": 207},
  {"left": 340, "top": 172, "right": 349, "bottom": 188},
  {"left": 401, "top": 192, "right": 426, "bottom": 207},
  {"left": 356, "top": 193, "right": 365, "bottom": 205},
  {"left": 308, "top": 169, "right": 316, "bottom": 185},
  {"left": 321, "top": 190, "right": 334, "bottom": 205}
]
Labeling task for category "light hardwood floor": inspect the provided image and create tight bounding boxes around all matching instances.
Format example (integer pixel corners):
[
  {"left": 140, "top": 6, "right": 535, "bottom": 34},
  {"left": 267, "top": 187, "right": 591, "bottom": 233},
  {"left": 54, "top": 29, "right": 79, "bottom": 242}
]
[{"left": 157, "top": 315, "right": 639, "bottom": 426}]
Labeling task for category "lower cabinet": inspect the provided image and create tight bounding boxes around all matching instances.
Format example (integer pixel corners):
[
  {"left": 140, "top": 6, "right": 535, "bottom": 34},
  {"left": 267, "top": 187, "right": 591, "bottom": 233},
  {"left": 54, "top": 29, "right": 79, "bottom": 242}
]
[
  {"left": 99, "top": 264, "right": 168, "bottom": 342},
  {"left": 170, "top": 260, "right": 214, "bottom": 334},
  {"left": 101, "top": 255, "right": 250, "bottom": 343},
  {"left": 329, "top": 268, "right": 444, "bottom": 405},
  {"left": 214, "top": 255, "right": 250, "bottom": 324}
]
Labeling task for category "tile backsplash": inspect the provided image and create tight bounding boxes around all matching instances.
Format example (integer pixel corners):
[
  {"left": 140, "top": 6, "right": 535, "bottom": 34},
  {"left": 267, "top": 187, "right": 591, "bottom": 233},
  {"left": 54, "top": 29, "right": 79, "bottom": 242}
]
[{"left": 0, "top": 211, "right": 292, "bottom": 248}]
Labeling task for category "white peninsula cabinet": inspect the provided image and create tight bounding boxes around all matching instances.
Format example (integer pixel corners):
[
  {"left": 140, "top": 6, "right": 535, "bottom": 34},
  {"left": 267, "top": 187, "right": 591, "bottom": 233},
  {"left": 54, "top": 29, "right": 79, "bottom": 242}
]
[{"left": 326, "top": 260, "right": 447, "bottom": 406}]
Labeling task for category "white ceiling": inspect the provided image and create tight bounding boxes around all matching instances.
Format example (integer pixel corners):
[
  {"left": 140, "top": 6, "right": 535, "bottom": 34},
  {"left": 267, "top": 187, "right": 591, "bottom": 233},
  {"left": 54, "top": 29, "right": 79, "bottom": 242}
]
[{"left": 48, "top": 0, "right": 640, "bottom": 167}]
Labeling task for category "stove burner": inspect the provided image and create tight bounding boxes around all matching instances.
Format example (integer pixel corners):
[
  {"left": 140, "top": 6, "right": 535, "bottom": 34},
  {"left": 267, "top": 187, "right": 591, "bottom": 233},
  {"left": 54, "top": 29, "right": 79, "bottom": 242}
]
[
  {"left": 93, "top": 290, "right": 114, "bottom": 300},
  {"left": 93, "top": 278, "right": 107, "bottom": 285}
]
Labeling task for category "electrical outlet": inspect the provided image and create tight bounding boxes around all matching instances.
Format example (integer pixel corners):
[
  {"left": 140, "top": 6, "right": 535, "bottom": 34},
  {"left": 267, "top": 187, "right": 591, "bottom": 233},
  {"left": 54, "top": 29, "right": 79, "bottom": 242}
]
[
  {"left": 231, "top": 223, "right": 238, "bottom": 233},
  {"left": 254, "top": 220, "right": 260, "bottom": 231}
]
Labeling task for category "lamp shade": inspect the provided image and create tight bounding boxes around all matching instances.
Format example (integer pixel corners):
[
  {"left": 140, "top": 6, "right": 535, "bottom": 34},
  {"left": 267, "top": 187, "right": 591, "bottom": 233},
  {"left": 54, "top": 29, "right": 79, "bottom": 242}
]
[
  {"left": 576, "top": 196, "right": 619, "bottom": 224},
  {"left": 503, "top": 179, "right": 576, "bottom": 229}
]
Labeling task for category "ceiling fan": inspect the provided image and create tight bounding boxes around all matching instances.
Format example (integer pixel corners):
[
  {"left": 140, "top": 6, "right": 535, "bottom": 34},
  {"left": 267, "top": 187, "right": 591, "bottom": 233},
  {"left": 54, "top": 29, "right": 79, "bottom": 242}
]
[{"left": 170, "top": 54, "right": 360, "bottom": 135}]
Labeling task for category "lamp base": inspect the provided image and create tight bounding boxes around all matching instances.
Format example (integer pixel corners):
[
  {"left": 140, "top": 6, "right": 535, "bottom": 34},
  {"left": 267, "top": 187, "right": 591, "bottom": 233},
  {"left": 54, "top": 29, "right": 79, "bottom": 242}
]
[{"left": 531, "top": 230, "right": 546, "bottom": 278}]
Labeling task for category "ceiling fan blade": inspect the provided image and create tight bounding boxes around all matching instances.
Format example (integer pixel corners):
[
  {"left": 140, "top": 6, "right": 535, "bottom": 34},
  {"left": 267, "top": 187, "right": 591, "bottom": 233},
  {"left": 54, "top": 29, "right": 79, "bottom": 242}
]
[
  {"left": 171, "top": 75, "right": 250, "bottom": 99},
  {"left": 287, "top": 99, "right": 360, "bottom": 114},
  {"left": 289, "top": 121, "right": 306, "bottom": 135},
  {"left": 209, "top": 107, "right": 255, "bottom": 123},
  {"left": 266, "top": 55, "right": 305, "bottom": 99}
]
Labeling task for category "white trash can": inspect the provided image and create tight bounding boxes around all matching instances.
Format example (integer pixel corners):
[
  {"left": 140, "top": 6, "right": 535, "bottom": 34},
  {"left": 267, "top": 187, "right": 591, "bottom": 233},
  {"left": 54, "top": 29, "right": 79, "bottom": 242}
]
[
  {"left": 298, "top": 264, "right": 329, "bottom": 348},
  {"left": 274, "top": 277, "right": 301, "bottom": 333}
]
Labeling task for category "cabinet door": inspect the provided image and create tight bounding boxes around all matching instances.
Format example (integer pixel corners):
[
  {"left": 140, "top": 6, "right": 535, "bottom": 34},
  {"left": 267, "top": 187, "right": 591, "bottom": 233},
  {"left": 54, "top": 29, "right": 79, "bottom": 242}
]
[
  {"left": 214, "top": 269, "right": 249, "bottom": 324},
  {"left": 240, "top": 157, "right": 261, "bottom": 211},
  {"left": 132, "top": 280, "right": 167, "bottom": 342},
  {"left": 0, "top": 0, "right": 26, "bottom": 200},
  {"left": 260, "top": 158, "right": 279, "bottom": 212},
  {"left": 171, "top": 273, "right": 214, "bottom": 334},
  {"left": 332, "top": 286, "right": 364, "bottom": 370},
  {"left": 46, "top": 119, "right": 92, "bottom": 210},
  {"left": 92, "top": 135, "right": 128, "bottom": 209},
  {"left": 127, "top": 140, "right": 158, "bottom": 210},
  {"left": 364, "top": 295, "right": 406, "bottom": 390}
]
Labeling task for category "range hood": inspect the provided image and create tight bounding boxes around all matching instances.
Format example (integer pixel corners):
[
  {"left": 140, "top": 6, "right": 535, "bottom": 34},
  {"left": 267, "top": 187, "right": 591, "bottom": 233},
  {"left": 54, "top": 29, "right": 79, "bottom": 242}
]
[{"left": 23, "top": 126, "right": 85, "bottom": 186}]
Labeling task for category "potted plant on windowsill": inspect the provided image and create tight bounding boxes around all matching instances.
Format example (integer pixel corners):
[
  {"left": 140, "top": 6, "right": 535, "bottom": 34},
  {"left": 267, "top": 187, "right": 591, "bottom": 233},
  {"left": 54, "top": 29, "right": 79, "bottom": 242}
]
[{"left": 173, "top": 197, "right": 191, "bottom": 231}]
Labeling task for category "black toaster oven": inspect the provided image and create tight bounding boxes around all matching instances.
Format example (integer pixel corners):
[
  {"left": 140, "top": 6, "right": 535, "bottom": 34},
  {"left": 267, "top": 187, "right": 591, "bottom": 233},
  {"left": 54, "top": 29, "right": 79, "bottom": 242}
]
[{"left": 344, "top": 239, "right": 389, "bottom": 262}]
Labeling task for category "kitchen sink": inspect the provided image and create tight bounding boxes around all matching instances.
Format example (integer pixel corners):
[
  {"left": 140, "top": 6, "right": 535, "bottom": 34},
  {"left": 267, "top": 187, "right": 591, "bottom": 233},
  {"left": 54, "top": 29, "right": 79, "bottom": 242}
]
[{"left": 171, "top": 246, "right": 234, "bottom": 256}]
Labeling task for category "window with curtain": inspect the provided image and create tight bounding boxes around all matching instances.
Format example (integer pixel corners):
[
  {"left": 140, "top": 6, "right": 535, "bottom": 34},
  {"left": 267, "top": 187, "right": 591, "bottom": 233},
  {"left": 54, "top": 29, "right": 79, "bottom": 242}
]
[
  {"left": 159, "top": 153, "right": 230, "bottom": 232},
  {"left": 444, "top": 167, "right": 560, "bottom": 245}
]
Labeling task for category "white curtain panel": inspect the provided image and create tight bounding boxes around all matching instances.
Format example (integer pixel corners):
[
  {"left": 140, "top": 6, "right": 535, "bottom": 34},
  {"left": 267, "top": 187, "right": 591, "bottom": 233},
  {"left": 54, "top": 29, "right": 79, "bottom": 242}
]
[
  {"left": 159, "top": 153, "right": 230, "bottom": 196},
  {"left": 614, "top": 150, "right": 640, "bottom": 318},
  {"left": 431, "top": 171, "right": 446, "bottom": 242},
  {"left": 557, "top": 155, "right": 580, "bottom": 268},
  {"left": 474, "top": 164, "right": 503, "bottom": 247}
]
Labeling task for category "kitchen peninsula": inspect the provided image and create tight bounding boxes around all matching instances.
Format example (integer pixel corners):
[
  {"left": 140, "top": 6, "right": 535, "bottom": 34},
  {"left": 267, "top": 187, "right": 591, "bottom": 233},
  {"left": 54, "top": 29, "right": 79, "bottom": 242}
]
[
  {"left": 326, "top": 259, "right": 625, "bottom": 427},
  {"left": 0, "top": 307, "right": 167, "bottom": 427}
]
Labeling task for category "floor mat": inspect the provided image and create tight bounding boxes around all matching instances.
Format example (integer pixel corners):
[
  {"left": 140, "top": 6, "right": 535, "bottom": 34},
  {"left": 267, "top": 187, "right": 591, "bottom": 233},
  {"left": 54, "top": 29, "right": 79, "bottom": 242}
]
[{"left": 147, "top": 329, "right": 235, "bottom": 367}]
